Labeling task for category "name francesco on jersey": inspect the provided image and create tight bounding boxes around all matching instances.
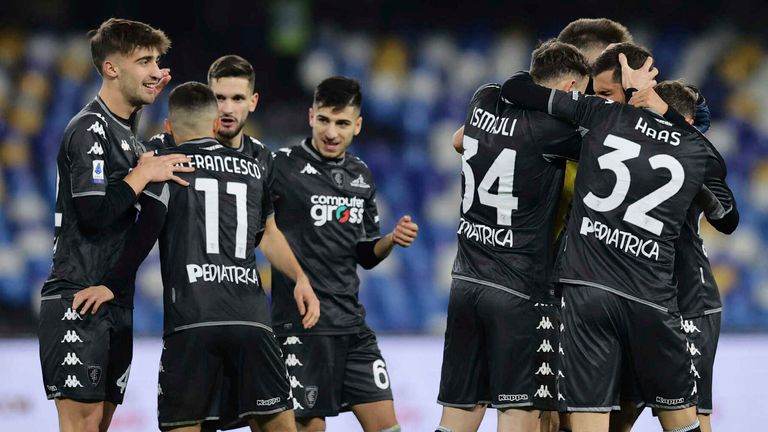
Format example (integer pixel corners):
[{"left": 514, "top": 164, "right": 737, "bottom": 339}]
[{"left": 310, "top": 194, "right": 365, "bottom": 227}]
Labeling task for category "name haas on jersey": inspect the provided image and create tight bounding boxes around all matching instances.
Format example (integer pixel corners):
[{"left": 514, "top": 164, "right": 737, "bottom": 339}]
[{"left": 310, "top": 195, "right": 365, "bottom": 227}]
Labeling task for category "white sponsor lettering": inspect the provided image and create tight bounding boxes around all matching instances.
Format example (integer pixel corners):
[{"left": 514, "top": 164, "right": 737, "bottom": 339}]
[
  {"left": 537, "top": 339, "right": 554, "bottom": 353},
  {"left": 310, "top": 195, "right": 365, "bottom": 226},
  {"left": 579, "top": 217, "right": 660, "bottom": 261},
  {"left": 469, "top": 107, "right": 517, "bottom": 137},
  {"left": 63, "top": 375, "right": 83, "bottom": 388},
  {"left": 634, "top": 117, "right": 681, "bottom": 146},
  {"left": 87, "top": 121, "right": 106, "bottom": 139},
  {"left": 60, "top": 330, "right": 83, "bottom": 343},
  {"left": 61, "top": 353, "right": 82, "bottom": 366},
  {"left": 257, "top": 397, "right": 281, "bottom": 406},
  {"left": 61, "top": 308, "right": 82, "bottom": 321},
  {"left": 457, "top": 217, "right": 514, "bottom": 248},
  {"left": 655, "top": 396, "right": 684, "bottom": 405},
  {"left": 300, "top": 163, "right": 319, "bottom": 175},
  {"left": 534, "top": 385, "right": 553, "bottom": 398},
  {"left": 186, "top": 263, "right": 260, "bottom": 285},
  {"left": 498, "top": 394, "right": 528, "bottom": 402}
]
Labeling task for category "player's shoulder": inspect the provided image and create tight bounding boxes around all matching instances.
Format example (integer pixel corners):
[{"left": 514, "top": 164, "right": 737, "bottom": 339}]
[
  {"left": 244, "top": 134, "right": 266, "bottom": 149},
  {"left": 66, "top": 102, "right": 111, "bottom": 138},
  {"left": 272, "top": 142, "right": 304, "bottom": 163},
  {"left": 143, "top": 132, "right": 174, "bottom": 151},
  {"left": 344, "top": 151, "right": 372, "bottom": 174},
  {"left": 471, "top": 82, "right": 502, "bottom": 105}
]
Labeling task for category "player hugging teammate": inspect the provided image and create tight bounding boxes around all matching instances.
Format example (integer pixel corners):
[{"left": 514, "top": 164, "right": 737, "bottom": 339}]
[{"left": 439, "top": 18, "right": 737, "bottom": 432}]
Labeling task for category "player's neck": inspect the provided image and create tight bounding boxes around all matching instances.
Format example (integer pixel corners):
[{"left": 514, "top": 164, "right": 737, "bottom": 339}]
[
  {"left": 173, "top": 133, "right": 214, "bottom": 144},
  {"left": 98, "top": 84, "right": 139, "bottom": 120}
]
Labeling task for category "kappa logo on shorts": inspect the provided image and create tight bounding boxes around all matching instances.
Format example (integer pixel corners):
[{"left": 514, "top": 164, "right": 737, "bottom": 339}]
[
  {"left": 559, "top": 343, "right": 565, "bottom": 356},
  {"left": 46, "top": 384, "right": 58, "bottom": 392},
  {"left": 536, "top": 339, "right": 554, "bottom": 353},
  {"left": 681, "top": 318, "right": 701, "bottom": 334},
  {"left": 692, "top": 380, "right": 698, "bottom": 396},
  {"left": 61, "top": 308, "right": 83, "bottom": 321},
  {"left": 558, "top": 370, "right": 565, "bottom": 378},
  {"left": 283, "top": 337, "right": 302, "bottom": 345},
  {"left": 285, "top": 354, "right": 303, "bottom": 367},
  {"left": 305, "top": 386, "right": 319, "bottom": 408},
  {"left": 690, "top": 361, "right": 701, "bottom": 379},
  {"left": 158, "top": 383, "right": 163, "bottom": 396},
  {"left": 535, "top": 362, "right": 554, "bottom": 376},
  {"left": 536, "top": 317, "right": 554, "bottom": 330},
  {"left": 64, "top": 375, "right": 83, "bottom": 388},
  {"left": 292, "top": 398, "right": 304, "bottom": 410},
  {"left": 534, "top": 385, "right": 553, "bottom": 399},
  {"left": 60, "top": 330, "right": 83, "bottom": 343},
  {"left": 290, "top": 376, "right": 304, "bottom": 389},
  {"left": 87, "top": 366, "right": 102, "bottom": 386},
  {"left": 687, "top": 341, "right": 701, "bottom": 356},
  {"left": 558, "top": 392, "right": 565, "bottom": 401},
  {"left": 61, "top": 352, "right": 83, "bottom": 366}
]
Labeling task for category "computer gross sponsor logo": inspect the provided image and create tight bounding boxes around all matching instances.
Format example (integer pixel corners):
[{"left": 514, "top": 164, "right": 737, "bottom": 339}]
[{"left": 310, "top": 195, "right": 365, "bottom": 227}]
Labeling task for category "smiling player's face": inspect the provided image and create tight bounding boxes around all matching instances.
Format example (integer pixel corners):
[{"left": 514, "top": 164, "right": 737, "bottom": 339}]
[
  {"left": 113, "top": 47, "right": 164, "bottom": 108},
  {"left": 309, "top": 104, "right": 362, "bottom": 159}
]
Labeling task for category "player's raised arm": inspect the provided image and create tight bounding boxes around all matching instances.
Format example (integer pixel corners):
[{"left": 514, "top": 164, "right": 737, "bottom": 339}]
[{"left": 259, "top": 215, "right": 320, "bottom": 329}]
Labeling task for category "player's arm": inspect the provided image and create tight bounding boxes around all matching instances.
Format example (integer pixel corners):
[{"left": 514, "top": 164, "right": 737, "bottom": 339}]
[
  {"left": 357, "top": 215, "right": 419, "bottom": 269},
  {"left": 260, "top": 215, "right": 319, "bottom": 329},
  {"left": 697, "top": 153, "right": 739, "bottom": 234},
  {"left": 72, "top": 185, "right": 169, "bottom": 314},
  {"left": 452, "top": 126, "right": 465, "bottom": 154}
]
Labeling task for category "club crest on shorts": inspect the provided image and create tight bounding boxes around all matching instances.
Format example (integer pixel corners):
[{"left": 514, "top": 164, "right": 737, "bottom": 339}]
[
  {"left": 305, "top": 386, "right": 319, "bottom": 408},
  {"left": 331, "top": 170, "right": 345, "bottom": 187},
  {"left": 87, "top": 366, "right": 102, "bottom": 386}
]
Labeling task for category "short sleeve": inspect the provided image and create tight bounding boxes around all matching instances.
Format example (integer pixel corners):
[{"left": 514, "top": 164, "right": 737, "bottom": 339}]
[{"left": 67, "top": 115, "right": 111, "bottom": 197}]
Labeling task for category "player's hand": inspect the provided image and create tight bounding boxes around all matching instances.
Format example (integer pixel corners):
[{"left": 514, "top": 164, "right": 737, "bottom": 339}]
[
  {"left": 135, "top": 151, "right": 194, "bottom": 186},
  {"left": 156, "top": 68, "right": 172, "bottom": 95},
  {"left": 72, "top": 285, "right": 114, "bottom": 315},
  {"left": 392, "top": 215, "right": 419, "bottom": 247},
  {"left": 293, "top": 275, "right": 320, "bottom": 329},
  {"left": 619, "top": 53, "right": 658, "bottom": 91},
  {"left": 629, "top": 87, "right": 669, "bottom": 114}
]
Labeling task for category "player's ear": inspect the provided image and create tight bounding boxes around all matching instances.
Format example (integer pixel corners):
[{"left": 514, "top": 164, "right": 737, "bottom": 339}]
[
  {"left": 686, "top": 118, "right": 694, "bottom": 125},
  {"left": 249, "top": 92, "right": 259, "bottom": 113},
  {"left": 212, "top": 117, "right": 221, "bottom": 135},
  {"left": 163, "top": 118, "right": 173, "bottom": 136},
  {"left": 102, "top": 58, "right": 119, "bottom": 79},
  {"left": 308, "top": 107, "right": 315, "bottom": 127},
  {"left": 353, "top": 115, "right": 362, "bottom": 136}
]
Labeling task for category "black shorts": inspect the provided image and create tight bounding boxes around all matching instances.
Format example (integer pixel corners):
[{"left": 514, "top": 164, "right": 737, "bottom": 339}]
[
  {"left": 158, "top": 325, "right": 291, "bottom": 430},
  {"left": 277, "top": 325, "right": 393, "bottom": 419},
  {"left": 686, "top": 312, "right": 720, "bottom": 414},
  {"left": 437, "top": 278, "right": 559, "bottom": 410},
  {"left": 559, "top": 284, "right": 696, "bottom": 412},
  {"left": 38, "top": 295, "right": 133, "bottom": 404}
]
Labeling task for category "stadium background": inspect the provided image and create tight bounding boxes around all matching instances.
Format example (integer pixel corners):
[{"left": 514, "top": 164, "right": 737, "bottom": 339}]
[{"left": 0, "top": 1, "right": 766, "bottom": 430}]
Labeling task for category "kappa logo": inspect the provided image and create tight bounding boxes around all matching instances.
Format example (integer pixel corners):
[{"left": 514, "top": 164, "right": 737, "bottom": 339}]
[
  {"left": 300, "top": 163, "right": 319, "bottom": 175},
  {"left": 158, "top": 361, "right": 165, "bottom": 373},
  {"left": 655, "top": 396, "right": 684, "bottom": 406},
  {"left": 498, "top": 394, "right": 528, "bottom": 402},
  {"left": 121, "top": 140, "right": 131, "bottom": 151},
  {"left": 292, "top": 398, "right": 304, "bottom": 410},
  {"left": 289, "top": 376, "right": 304, "bottom": 389},
  {"left": 87, "top": 366, "right": 102, "bottom": 386},
  {"left": 87, "top": 121, "right": 107, "bottom": 139},
  {"left": 64, "top": 375, "right": 83, "bottom": 388},
  {"left": 558, "top": 392, "right": 565, "bottom": 401},
  {"left": 535, "top": 362, "right": 554, "bottom": 376},
  {"left": 681, "top": 319, "right": 701, "bottom": 334},
  {"left": 61, "top": 308, "right": 83, "bottom": 321},
  {"left": 350, "top": 174, "right": 370, "bottom": 189},
  {"left": 285, "top": 354, "right": 303, "bottom": 367},
  {"left": 61, "top": 330, "right": 83, "bottom": 343},
  {"left": 537, "top": 339, "right": 554, "bottom": 353},
  {"left": 257, "top": 397, "right": 281, "bottom": 406},
  {"left": 559, "top": 343, "right": 565, "bottom": 356},
  {"left": 61, "top": 352, "right": 82, "bottom": 366},
  {"left": 534, "top": 385, "right": 553, "bottom": 399},
  {"left": 690, "top": 361, "right": 701, "bottom": 379},
  {"left": 692, "top": 380, "right": 698, "bottom": 395},
  {"left": 560, "top": 323, "right": 565, "bottom": 332},
  {"left": 158, "top": 383, "right": 163, "bottom": 396},
  {"left": 283, "top": 336, "right": 302, "bottom": 345},
  {"left": 46, "top": 385, "right": 58, "bottom": 392},
  {"left": 536, "top": 317, "right": 554, "bottom": 330},
  {"left": 558, "top": 370, "right": 565, "bottom": 378},
  {"left": 687, "top": 341, "right": 701, "bottom": 356},
  {"left": 305, "top": 386, "right": 319, "bottom": 408},
  {"left": 87, "top": 141, "right": 104, "bottom": 155}
]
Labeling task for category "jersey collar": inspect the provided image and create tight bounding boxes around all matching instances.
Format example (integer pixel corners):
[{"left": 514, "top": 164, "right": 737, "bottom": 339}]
[{"left": 95, "top": 96, "right": 133, "bottom": 132}]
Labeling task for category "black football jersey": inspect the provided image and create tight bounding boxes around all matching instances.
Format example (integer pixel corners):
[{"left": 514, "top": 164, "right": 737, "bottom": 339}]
[
  {"left": 270, "top": 139, "right": 381, "bottom": 336},
  {"left": 143, "top": 138, "right": 273, "bottom": 335},
  {"left": 42, "top": 97, "right": 142, "bottom": 300},
  {"left": 452, "top": 83, "right": 581, "bottom": 302},
  {"left": 547, "top": 92, "right": 722, "bottom": 312}
]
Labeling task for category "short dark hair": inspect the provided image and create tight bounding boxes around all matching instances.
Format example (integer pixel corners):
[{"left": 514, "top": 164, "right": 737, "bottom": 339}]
[
  {"left": 530, "top": 39, "right": 590, "bottom": 84},
  {"left": 592, "top": 43, "right": 653, "bottom": 84},
  {"left": 88, "top": 18, "right": 171, "bottom": 76},
  {"left": 557, "top": 18, "right": 633, "bottom": 52},
  {"left": 655, "top": 80, "right": 697, "bottom": 119},
  {"left": 168, "top": 82, "right": 218, "bottom": 118},
  {"left": 207, "top": 55, "right": 256, "bottom": 91},
  {"left": 314, "top": 76, "right": 362, "bottom": 111}
]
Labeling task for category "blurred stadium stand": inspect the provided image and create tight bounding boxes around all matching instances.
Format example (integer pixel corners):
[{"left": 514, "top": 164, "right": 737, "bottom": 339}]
[{"left": 1, "top": 6, "right": 767, "bottom": 335}]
